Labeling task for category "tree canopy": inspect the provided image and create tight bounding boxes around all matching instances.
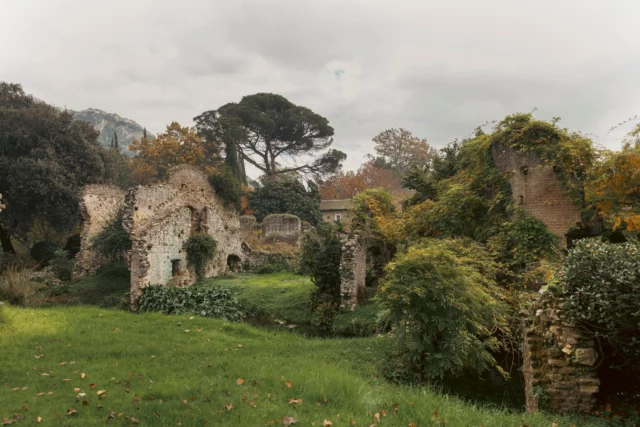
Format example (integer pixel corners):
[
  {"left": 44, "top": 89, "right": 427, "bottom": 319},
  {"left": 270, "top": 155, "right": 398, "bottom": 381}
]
[
  {"left": 128, "top": 122, "right": 220, "bottom": 185},
  {"left": 0, "top": 82, "right": 118, "bottom": 253},
  {"left": 370, "top": 128, "right": 435, "bottom": 177},
  {"left": 194, "top": 93, "right": 345, "bottom": 179}
]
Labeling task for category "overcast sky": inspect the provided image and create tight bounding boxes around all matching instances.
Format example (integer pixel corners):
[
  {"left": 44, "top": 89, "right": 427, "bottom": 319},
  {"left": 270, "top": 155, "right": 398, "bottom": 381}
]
[{"left": 2, "top": 0, "right": 640, "bottom": 173}]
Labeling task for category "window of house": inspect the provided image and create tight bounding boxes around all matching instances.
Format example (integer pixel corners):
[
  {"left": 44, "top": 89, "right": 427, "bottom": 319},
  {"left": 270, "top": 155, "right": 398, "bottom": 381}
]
[{"left": 335, "top": 214, "right": 341, "bottom": 221}]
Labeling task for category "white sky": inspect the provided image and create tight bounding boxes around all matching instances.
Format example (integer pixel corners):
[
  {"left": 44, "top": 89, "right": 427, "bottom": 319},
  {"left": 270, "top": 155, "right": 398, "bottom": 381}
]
[{"left": 2, "top": 0, "right": 640, "bottom": 174}]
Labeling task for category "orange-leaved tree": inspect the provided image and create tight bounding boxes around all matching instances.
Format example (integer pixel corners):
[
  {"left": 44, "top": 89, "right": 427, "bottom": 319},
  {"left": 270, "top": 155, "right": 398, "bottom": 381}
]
[
  {"left": 586, "top": 126, "right": 640, "bottom": 232},
  {"left": 128, "top": 122, "right": 220, "bottom": 184}
]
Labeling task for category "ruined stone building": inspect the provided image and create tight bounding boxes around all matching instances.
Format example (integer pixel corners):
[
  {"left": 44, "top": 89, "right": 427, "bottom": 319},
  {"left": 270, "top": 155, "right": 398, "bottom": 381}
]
[
  {"left": 74, "top": 165, "right": 302, "bottom": 308},
  {"left": 492, "top": 143, "right": 583, "bottom": 246}
]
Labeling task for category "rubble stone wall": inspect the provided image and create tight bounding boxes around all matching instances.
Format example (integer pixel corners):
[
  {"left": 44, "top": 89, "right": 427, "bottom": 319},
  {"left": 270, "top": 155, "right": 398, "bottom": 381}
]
[
  {"left": 339, "top": 234, "right": 366, "bottom": 310},
  {"left": 73, "top": 185, "right": 126, "bottom": 277},
  {"left": 523, "top": 289, "right": 600, "bottom": 413},
  {"left": 123, "top": 166, "right": 244, "bottom": 308},
  {"left": 492, "top": 143, "right": 582, "bottom": 245},
  {"left": 240, "top": 214, "right": 302, "bottom": 248}
]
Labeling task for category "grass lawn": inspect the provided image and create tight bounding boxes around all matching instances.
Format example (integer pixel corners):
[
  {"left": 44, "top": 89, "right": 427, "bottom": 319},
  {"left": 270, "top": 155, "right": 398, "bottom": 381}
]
[
  {"left": 203, "top": 273, "right": 381, "bottom": 335},
  {"left": 0, "top": 305, "right": 601, "bottom": 427}
]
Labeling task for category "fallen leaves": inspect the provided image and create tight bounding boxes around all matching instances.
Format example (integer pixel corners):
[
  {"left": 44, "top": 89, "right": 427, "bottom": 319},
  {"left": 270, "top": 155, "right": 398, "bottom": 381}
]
[
  {"left": 65, "top": 409, "right": 78, "bottom": 416},
  {"left": 96, "top": 390, "right": 106, "bottom": 396},
  {"left": 282, "top": 416, "right": 297, "bottom": 426},
  {"left": 323, "top": 420, "right": 333, "bottom": 426},
  {"left": 37, "top": 417, "right": 42, "bottom": 423},
  {"left": 80, "top": 372, "right": 86, "bottom": 379},
  {"left": 288, "top": 398, "right": 302, "bottom": 405},
  {"left": 285, "top": 380, "right": 292, "bottom": 388},
  {"left": 224, "top": 402, "right": 233, "bottom": 411},
  {"left": 236, "top": 378, "right": 244, "bottom": 386}
]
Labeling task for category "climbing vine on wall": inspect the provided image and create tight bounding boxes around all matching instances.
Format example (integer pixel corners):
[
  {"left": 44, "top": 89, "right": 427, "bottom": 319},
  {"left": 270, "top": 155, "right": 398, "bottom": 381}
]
[{"left": 185, "top": 233, "right": 217, "bottom": 279}]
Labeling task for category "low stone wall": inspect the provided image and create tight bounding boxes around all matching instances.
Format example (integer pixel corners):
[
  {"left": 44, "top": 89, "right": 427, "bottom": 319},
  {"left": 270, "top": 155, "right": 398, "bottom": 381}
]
[
  {"left": 240, "top": 214, "right": 302, "bottom": 248},
  {"left": 523, "top": 288, "right": 600, "bottom": 413}
]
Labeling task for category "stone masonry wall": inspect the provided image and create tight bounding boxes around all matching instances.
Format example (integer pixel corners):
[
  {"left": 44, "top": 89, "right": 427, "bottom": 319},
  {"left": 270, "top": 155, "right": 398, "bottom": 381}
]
[
  {"left": 240, "top": 214, "right": 302, "bottom": 248},
  {"left": 73, "top": 185, "right": 125, "bottom": 277},
  {"left": 523, "top": 288, "right": 600, "bottom": 413},
  {"left": 339, "top": 234, "right": 366, "bottom": 310},
  {"left": 124, "top": 166, "right": 244, "bottom": 308},
  {"left": 492, "top": 143, "right": 582, "bottom": 246}
]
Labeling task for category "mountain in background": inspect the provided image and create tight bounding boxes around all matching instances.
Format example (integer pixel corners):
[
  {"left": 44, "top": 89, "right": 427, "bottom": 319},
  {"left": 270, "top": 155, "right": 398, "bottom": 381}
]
[{"left": 72, "top": 108, "right": 153, "bottom": 156}]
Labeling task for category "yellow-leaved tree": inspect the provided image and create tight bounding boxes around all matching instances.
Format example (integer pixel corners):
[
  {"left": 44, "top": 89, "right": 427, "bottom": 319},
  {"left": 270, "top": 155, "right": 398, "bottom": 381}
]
[{"left": 128, "top": 122, "right": 219, "bottom": 185}]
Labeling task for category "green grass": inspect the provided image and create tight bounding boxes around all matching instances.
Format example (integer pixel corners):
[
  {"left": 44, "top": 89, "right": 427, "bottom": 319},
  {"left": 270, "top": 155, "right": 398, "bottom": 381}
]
[
  {"left": 0, "top": 305, "right": 601, "bottom": 426},
  {"left": 204, "top": 272, "right": 381, "bottom": 334}
]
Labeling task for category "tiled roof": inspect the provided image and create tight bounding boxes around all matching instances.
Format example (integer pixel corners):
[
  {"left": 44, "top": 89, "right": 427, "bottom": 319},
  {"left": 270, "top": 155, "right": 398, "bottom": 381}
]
[{"left": 320, "top": 199, "right": 352, "bottom": 211}]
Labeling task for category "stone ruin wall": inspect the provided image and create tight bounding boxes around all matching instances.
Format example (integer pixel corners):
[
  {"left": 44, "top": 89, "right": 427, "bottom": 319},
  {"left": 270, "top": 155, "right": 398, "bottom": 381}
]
[
  {"left": 240, "top": 214, "right": 302, "bottom": 248},
  {"left": 124, "top": 165, "right": 244, "bottom": 307},
  {"left": 73, "top": 185, "right": 126, "bottom": 277},
  {"left": 492, "top": 143, "right": 582, "bottom": 245},
  {"left": 523, "top": 289, "right": 600, "bottom": 414},
  {"left": 339, "top": 234, "right": 367, "bottom": 310}
]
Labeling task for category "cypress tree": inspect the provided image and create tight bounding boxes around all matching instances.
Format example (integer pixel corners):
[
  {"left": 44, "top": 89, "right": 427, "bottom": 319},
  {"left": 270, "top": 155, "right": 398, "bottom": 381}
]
[
  {"left": 143, "top": 127, "right": 147, "bottom": 140},
  {"left": 113, "top": 131, "right": 119, "bottom": 149}
]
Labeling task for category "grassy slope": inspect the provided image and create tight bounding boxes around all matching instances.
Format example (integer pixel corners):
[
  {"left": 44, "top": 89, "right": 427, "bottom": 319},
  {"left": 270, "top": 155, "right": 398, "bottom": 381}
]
[{"left": 0, "top": 306, "right": 599, "bottom": 427}]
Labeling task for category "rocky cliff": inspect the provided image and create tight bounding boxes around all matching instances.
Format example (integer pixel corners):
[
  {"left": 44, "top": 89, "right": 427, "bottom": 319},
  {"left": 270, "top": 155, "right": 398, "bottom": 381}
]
[{"left": 72, "top": 108, "right": 153, "bottom": 157}]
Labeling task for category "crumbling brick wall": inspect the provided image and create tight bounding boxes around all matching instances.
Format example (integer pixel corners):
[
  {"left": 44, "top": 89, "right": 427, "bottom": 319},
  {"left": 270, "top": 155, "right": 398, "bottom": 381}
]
[
  {"left": 240, "top": 214, "right": 302, "bottom": 248},
  {"left": 73, "top": 185, "right": 125, "bottom": 277},
  {"left": 523, "top": 288, "right": 600, "bottom": 413},
  {"left": 492, "top": 143, "right": 582, "bottom": 245}
]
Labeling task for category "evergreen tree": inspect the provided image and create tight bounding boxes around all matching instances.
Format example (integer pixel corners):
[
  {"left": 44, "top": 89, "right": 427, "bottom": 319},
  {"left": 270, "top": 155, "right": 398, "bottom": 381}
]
[
  {"left": 143, "top": 127, "right": 147, "bottom": 140},
  {"left": 113, "top": 130, "right": 119, "bottom": 149}
]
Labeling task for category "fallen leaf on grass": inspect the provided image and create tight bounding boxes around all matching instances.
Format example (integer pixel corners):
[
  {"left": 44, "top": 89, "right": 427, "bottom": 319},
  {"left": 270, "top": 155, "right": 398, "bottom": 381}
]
[
  {"left": 81, "top": 373, "right": 86, "bottom": 379},
  {"left": 288, "top": 398, "right": 302, "bottom": 405},
  {"left": 89, "top": 383, "right": 96, "bottom": 389},
  {"left": 96, "top": 390, "right": 106, "bottom": 396},
  {"left": 74, "top": 388, "right": 81, "bottom": 393},
  {"left": 409, "top": 423, "right": 417, "bottom": 427},
  {"left": 11, "top": 388, "right": 19, "bottom": 392},
  {"left": 323, "top": 420, "right": 332, "bottom": 426},
  {"left": 36, "top": 392, "right": 45, "bottom": 397},
  {"left": 35, "top": 355, "right": 43, "bottom": 359},
  {"left": 285, "top": 380, "right": 292, "bottom": 388},
  {"left": 283, "top": 416, "right": 297, "bottom": 425},
  {"left": 66, "top": 409, "right": 78, "bottom": 416},
  {"left": 224, "top": 403, "right": 233, "bottom": 411},
  {"left": 236, "top": 378, "right": 244, "bottom": 385},
  {"left": 37, "top": 417, "right": 42, "bottom": 423},
  {"left": 59, "top": 362, "right": 67, "bottom": 366},
  {"left": 374, "top": 413, "right": 380, "bottom": 422},
  {"left": 350, "top": 422, "right": 357, "bottom": 426}
]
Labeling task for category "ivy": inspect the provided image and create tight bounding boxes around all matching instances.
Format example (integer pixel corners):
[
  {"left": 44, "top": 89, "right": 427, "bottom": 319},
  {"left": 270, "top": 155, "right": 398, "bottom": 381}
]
[
  {"left": 185, "top": 234, "right": 217, "bottom": 279},
  {"left": 92, "top": 209, "right": 132, "bottom": 261}
]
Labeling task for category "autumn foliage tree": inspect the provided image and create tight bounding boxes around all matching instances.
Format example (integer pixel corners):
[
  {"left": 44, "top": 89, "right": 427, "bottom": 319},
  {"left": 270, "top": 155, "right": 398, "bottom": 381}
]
[
  {"left": 319, "top": 161, "right": 404, "bottom": 201},
  {"left": 370, "top": 128, "right": 436, "bottom": 177},
  {"left": 128, "top": 122, "right": 220, "bottom": 184},
  {"left": 586, "top": 127, "right": 640, "bottom": 233}
]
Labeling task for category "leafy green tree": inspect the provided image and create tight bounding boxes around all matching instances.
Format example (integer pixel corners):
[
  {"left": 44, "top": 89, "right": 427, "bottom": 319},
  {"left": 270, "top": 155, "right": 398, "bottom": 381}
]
[
  {"left": 194, "top": 93, "right": 345, "bottom": 179},
  {"left": 247, "top": 175, "right": 322, "bottom": 225},
  {"left": 380, "top": 238, "right": 508, "bottom": 381},
  {"left": 0, "top": 82, "right": 118, "bottom": 254}
]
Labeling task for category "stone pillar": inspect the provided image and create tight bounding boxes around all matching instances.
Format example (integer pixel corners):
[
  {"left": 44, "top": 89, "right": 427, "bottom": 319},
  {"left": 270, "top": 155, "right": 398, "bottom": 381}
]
[
  {"left": 523, "top": 289, "right": 600, "bottom": 413},
  {"left": 339, "top": 234, "right": 366, "bottom": 310}
]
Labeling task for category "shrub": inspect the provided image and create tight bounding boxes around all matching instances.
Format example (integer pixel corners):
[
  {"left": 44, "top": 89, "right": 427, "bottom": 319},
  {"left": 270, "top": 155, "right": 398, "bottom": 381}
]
[
  {"left": 299, "top": 222, "right": 343, "bottom": 304},
  {"left": 30, "top": 241, "right": 60, "bottom": 266},
  {"left": 310, "top": 293, "right": 336, "bottom": 336},
  {"left": 0, "top": 265, "right": 39, "bottom": 306},
  {"left": 185, "top": 234, "right": 217, "bottom": 279},
  {"left": 138, "top": 285, "right": 243, "bottom": 321},
  {"left": 95, "top": 260, "right": 130, "bottom": 279},
  {"left": 49, "top": 249, "right": 73, "bottom": 281},
  {"left": 209, "top": 168, "right": 243, "bottom": 211},
  {"left": 558, "top": 238, "right": 640, "bottom": 371},
  {"left": 379, "top": 238, "right": 508, "bottom": 382},
  {"left": 253, "top": 254, "right": 291, "bottom": 274},
  {"left": 92, "top": 210, "right": 132, "bottom": 261}
]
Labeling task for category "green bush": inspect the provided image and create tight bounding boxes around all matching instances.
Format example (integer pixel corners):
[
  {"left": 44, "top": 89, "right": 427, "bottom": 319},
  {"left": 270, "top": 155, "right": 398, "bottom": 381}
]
[
  {"left": 379, "top": 238, "right": 508, "bottom": 382},
  {"left": 92, "top": 210, "right": 132, "bottom": 261},
  {"left": 49, "top": 249, "right": 73, "bottom": 281},
  {"left": 253, "top": 254, "right": 291, "bottom": 274},
  {"left": 209, "top": 168, "right": 243, "bottom": 210},
  {"left": 30, "top": 241, "right": 60, "bottom": 266},
  {"left": 299, "top": 222, "right": 343, "bottom": 303},
  {"left": 186, "top": 234, "right": 217, "bottom": 279},
  {"left": 95, "top": 260, "right": 130, "bottom": 279},
  {"left": 558, "top": 238, "right": 640, "bottom": 371},
  {"left": 138, "top": 285, "right": 243, "bottom": 321}
]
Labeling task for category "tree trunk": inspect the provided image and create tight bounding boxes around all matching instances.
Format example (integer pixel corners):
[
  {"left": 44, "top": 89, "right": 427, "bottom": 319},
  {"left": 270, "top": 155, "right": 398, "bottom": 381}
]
[{"left": 0, "top": 223, "right": 16, "bottom": 254}]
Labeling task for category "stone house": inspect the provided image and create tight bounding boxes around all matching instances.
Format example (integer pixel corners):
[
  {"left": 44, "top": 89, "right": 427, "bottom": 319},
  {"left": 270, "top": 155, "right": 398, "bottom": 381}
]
[{"left": 320, "top": 199, "right": 353, "bottom": 223}]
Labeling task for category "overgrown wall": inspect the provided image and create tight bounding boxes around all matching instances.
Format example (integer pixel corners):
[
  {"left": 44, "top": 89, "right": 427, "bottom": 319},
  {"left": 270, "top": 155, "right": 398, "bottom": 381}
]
[
  {"left": 339, "top": 234, "right": 366, "bottom": 310},
  {"left": 73, "top": 185, "right": 125, "bottom": 277},
  {"left": 240, "top": 214, "right": 302, "bottom": 248},
  {"left": 492, "top": 143, "right": 582, "bottom": 245},
  {"left": 523, "top": 289, "right": 600, "bottom": 413}
]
